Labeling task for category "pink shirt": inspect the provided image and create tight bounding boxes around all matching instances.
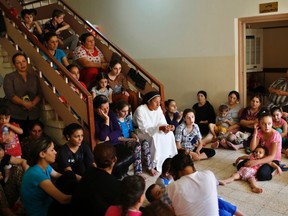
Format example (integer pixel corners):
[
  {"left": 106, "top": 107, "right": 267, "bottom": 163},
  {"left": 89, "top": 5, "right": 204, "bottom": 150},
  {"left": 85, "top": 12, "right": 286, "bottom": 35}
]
[
  {"left": 257, "top": 129, "right": 282, "bottom": 161},
  {"left": 105, "top": 206, "right": 142, "bottom": 216}
]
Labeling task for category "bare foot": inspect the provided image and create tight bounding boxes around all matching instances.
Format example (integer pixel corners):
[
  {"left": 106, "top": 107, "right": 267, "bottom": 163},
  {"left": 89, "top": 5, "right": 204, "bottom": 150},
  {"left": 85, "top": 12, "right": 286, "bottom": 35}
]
[
  {"left": 227, "top": 141, "right": 243, "bottom": 150},
  {"left": 252, "top": 187, "right": 263, "bottom": 193},
  {"left": 211, "top": 141, "right": 219, "bottom": 149},
  {"left": 147, "top": 168, "right": 158, "bottom": 176}
]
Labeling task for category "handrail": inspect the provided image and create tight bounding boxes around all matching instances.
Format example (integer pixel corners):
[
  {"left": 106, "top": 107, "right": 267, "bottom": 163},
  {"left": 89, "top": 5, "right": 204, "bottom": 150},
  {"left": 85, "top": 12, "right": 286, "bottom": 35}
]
[
  {"left": 21, "top": 0, "right": 165, "bottom": 109},
  {"left": 0, "top": 1, "right": 96, "bottom": 148}
]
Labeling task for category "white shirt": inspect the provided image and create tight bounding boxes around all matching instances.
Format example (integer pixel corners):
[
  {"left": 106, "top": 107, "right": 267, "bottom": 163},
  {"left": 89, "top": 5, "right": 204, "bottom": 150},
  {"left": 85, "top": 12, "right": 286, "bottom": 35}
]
[{"left": 167, "top": 170, "right": 219, "bottom": 216}]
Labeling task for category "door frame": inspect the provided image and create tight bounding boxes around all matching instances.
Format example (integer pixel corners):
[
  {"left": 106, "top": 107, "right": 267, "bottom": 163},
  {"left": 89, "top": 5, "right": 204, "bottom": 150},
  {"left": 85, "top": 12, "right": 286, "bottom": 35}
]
[{"left": 238, "top": 13, "right": 288, "bottom": 106}]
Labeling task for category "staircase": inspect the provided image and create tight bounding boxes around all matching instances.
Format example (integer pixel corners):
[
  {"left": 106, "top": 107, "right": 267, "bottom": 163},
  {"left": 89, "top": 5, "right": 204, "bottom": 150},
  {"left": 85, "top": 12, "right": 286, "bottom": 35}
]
[{"left": 0, "top": 0, "right": 165, "bottom": 149}]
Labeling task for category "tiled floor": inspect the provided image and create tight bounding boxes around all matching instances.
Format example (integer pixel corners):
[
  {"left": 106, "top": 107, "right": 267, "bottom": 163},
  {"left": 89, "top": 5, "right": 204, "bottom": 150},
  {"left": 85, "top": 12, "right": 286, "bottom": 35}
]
[{"left": 141, "top": 146, "right": 288, "bottom": 216}]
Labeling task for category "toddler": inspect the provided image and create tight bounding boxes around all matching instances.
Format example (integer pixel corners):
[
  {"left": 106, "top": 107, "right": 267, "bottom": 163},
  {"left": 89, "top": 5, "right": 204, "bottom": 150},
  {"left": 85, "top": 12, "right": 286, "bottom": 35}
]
[
  {"left": 271, "top": 106, "right": 288, "bottom": 157},
  {"left": 90, "top": 72, "right": 113, "bottom": 102},
  {"left": 164, "top": 99, "right": 183, "bottom": 130},
  {"left": 219, "top": 145, "right": 282, "bottom": 193},
  {"left": 0, "top": 106, "right": 23, "bottom": 182},
  {"left": 210, "top": 104, "right": 233, "bottom": 148},
  {"left": 155, "top": 158, "right": 173, "bottom": 188}
]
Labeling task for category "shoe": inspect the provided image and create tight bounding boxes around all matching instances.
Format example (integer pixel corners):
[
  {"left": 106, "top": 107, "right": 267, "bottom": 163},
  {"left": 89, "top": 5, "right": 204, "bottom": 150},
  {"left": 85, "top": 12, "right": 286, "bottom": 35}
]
[{"left": 280, "top": 164, "right": 288, "bottom": 171}]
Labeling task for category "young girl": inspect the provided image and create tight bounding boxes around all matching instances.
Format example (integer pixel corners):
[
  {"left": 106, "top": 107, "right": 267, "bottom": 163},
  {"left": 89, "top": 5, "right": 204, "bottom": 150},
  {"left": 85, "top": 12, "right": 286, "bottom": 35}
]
[
  {"left": 114, "top": 100, "right": 145, "bottom": 176},
  {"left": 90, "top": 72, "right": 113, "bottom": 102},
  {"left": 105, "top": 175, "right": 145, "bottom": 216},
  {"left": 271, "top": 106, "right": 288, "bottom": 158},
  {"left": 237, "top": 111, "right": 282, "bottom": 182},
  {"left": 220, "top": 145, "right": 282, "bottom": 193},
  {"left": 174, "top": 108, "right": 215, "bottom": 161},
  {"left": 66, "top": 64, "right": 87, "bottom": 93},
  {"left": 164, "top": 99, "right": 183, "bottom": 130},
  {"left": 155, "top": 157, "right": 173, "bottom": 188}
]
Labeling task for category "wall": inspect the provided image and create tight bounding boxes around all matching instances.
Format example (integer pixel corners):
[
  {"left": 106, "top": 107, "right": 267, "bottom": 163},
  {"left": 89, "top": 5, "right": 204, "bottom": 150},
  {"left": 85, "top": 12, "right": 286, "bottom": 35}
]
[{"left": 67, "top": 0, "right": 288, "bottom": 110}]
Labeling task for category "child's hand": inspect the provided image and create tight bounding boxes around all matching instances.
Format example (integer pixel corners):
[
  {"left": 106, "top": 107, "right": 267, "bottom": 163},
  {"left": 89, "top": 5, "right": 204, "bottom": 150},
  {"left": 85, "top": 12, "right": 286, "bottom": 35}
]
[{"left": 190, "top": 152, "right": 200, "bottom": 161}]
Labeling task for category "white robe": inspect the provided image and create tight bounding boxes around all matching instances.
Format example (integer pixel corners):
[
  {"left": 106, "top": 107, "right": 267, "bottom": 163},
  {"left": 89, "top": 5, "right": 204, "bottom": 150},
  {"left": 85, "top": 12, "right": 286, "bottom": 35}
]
[{"left": 133, "top": 104, "right": 177, "bottom": 172}]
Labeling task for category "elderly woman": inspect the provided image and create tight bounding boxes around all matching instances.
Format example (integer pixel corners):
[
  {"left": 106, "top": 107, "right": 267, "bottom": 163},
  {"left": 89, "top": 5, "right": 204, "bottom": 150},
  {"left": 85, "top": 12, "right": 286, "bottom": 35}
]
[
  {"left": 73, "top": 32, "right": 108, "bottom": 87},
  {"left": 107, "top": 59, "right": 138, "bottom": 112},
  {"left": 192, "top": 90, "right": 216, "bottom": 135},
  {"left": 3, "top": 53, "right": 42, "bottom": 139},
  {"left": 57, "top": 123, "right": 95, "bottom": 181},
  {"left": 133, "top": 91, "right": 178, "bottom": 173}
]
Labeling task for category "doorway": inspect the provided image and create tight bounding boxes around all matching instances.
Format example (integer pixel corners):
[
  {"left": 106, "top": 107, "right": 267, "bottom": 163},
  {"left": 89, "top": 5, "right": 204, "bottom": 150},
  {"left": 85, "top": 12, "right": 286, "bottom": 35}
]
[{"left": 238, "top": 13, "right": 288, "bottom": 106}]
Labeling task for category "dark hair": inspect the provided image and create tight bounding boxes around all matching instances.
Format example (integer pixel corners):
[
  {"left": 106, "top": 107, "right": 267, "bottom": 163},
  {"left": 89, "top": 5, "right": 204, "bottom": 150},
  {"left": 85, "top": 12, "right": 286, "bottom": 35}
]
[
  {"left": 228, "top": 90, "right": 240, "bottom": 101},
  {"left": 93, "top": 95, "right": 109, "bottom": 109},
  {"left": 114, "top": 100, "right": 130, "bottom": 112},
  {"left": 142, "top": 200, "right": 174, "bottom": 216},
  {"left": 66, "top": 63, "right": 80, "bottom": 72},
  {"left": 109, "top": 59, "right": 122, "bottom": 69},
  {"left": 79, "top": 32, "right": 94, "bottom": 44},
  {"left": 258, "top": 110, "right": 272, "bottom": 122},
  {"left": 164, "top": 99, "right": 175, "bottom": 109},
  {"left": 250, "top": 94, "right": 262, "bottom": 104},
  {"left": 145, "top": 184, "right": 157, "bottom": 202},
  {"left": 21, "top": 9, "right": 37, "bottom": 18},
  {"left": 182, "top": 108, "right": 194, "bottom": 119},
  {"left": 12, "top": 52, "right": 28, "bottom": 64},
  {"left": 52, "top": 9, "right": 65, "bottom": 18},
  {"left": 170, "top": 149, "right": 194, "bottom": 180},
  {"left": 28, "top": 120, "right": 44, "bottom": 131},
  {"left": 28, "top": 136, "right": 53, "bottom": 166},
  {"left": 218, "top": 104, "right": 229, "bottom": 112},
  {"left": 254, "top": 145, "right": 269, "bottom": 156},
  {"left": 121, "top": 175, "right": 145, "bottom": 216},
  {"left": 0, "top": 143, "right": 4, "bottom": 151},
  {"left": 197, "top": 90, "right": 207, "bottom": 99},
  {"left": 270, "top": 106, "right": 283, "bottom": 115},
  {"left": 43, "top": 31, "right": 57, "bottom": 43},
  {"left": 93, "top": 142, "right": 116, "bottom": 169},
  {"left": 0, "top": 105, "right": 10, "bottom": 116},
  {"left": 95, "top": 72, "right": 110, "bottom": 90},
  {"left": 161, "top": 157, "right": 172, "bottom": 174},
  {"left": 63, "top": 123, "right": 83, "bottom": 140}
]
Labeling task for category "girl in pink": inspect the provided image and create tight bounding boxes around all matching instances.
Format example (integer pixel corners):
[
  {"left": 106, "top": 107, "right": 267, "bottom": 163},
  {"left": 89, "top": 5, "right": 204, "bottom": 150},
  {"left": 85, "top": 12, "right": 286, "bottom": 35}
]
[
  {"left": 220, "top": 146, "right": 282, "bottom": 193},
  {"left": 105, "top": 175, "right": 145, "bottom": 216},
  {"left": 271, "top": 106, "right": 288, "bottom": 158}
]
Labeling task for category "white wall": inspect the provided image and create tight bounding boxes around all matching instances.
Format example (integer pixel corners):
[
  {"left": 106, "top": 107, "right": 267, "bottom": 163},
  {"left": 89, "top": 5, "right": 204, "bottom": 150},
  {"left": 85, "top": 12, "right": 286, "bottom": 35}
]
[{"left": 67, "top": 0, "right": 288, "bottom": 110}]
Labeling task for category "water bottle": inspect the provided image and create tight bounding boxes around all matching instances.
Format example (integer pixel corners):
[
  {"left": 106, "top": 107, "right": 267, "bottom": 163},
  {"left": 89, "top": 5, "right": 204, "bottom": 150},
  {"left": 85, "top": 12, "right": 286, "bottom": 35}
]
[{"left": 2, "top": 126, "right": 9, "bottom": 143}]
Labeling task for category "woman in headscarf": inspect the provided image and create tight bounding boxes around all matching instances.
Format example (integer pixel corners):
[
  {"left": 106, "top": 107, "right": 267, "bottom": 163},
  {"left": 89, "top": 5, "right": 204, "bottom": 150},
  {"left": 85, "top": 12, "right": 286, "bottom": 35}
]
[{"left": 133, "top": 91, "right": 178, "bottom": 173}]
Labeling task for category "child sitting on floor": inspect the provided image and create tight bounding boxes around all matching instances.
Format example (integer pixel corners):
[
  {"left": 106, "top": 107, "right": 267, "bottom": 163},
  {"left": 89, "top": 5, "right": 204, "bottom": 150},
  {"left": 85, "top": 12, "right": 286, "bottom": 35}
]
[
  {"left": 155, "top": 158, "right": 173, "bottom": 188},
  {"left": 219, "top": 145, "right": 282, "bottom": 193},
  {"left": 210, "top": 104, "right": 234, "bottom": 149},
  {"left": 271, "top": 106, "right": 288, "bottom": 158}
]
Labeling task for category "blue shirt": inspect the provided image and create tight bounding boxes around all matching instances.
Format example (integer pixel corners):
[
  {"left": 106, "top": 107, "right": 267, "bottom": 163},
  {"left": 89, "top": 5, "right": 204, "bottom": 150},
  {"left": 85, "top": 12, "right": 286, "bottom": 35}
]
[
  {"left": 21, "top": 165, "right": 53, "bottom": 216},
  {"left": 117, "top": 115, "right": 133, "bottom": 138},
  {"left": 40, "top": 49, "right": 66, "bottom": 69}
]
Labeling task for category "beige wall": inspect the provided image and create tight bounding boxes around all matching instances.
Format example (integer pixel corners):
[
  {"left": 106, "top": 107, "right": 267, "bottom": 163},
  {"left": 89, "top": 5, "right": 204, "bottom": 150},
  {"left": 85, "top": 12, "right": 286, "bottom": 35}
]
[{"left": 67, "top": 0, "right": 288, "bottom": 110}]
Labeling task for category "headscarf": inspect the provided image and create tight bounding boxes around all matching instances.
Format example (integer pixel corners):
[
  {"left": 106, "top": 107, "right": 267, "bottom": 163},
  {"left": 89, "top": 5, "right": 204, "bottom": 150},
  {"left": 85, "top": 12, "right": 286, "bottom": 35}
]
[{"left": 142, "top": 91, "right": 160, "bottom": 105}]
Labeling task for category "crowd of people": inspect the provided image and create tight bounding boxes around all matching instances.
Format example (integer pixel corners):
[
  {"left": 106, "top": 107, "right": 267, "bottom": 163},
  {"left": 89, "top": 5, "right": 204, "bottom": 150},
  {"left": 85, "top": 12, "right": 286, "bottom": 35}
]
[{"left": 0, "top": 6, "right": 288, "bottom": 216}]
